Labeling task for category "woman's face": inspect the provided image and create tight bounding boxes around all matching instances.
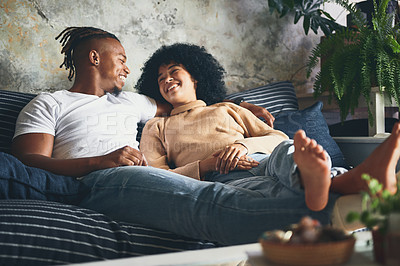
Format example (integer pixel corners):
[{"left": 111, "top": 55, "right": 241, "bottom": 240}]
[{"left": 158, "top": 63, "right": 197, "bottom": 108}]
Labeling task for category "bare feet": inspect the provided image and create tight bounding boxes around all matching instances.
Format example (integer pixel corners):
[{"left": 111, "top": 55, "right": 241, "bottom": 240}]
[
  {"left": 331, "top": 122, "right": 400, "bottom": 195},
  {"left": 293, "top": 130, "right": 331, "bottom": 211},
  {"left": 334, "top": 122, "right": 400, "bottom": 195}
]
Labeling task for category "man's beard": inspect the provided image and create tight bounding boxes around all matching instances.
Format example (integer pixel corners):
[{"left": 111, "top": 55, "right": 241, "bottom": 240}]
[{"left": 112, "top": 87, "right": 122, "bottom": 96}]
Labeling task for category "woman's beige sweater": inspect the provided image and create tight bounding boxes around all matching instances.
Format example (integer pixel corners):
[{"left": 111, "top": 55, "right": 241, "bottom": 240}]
[{"left": 140, "top": 100, "right": 289, "bottom": 180}]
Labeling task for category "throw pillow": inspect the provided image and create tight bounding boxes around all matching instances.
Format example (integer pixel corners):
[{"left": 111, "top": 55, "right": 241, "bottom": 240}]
[
  {"left": 0, "top": 90, "right": 36, "bottom": 154},
  {"left": 225, "top": 81, "right": 299, "bottom": 116},
  {"left": 0, "top": 200, "right": 215, "bottom": 265},
  {"left": 274, "top": 101, "right": 348, "bottom": 168},
  {"left": 0, "top": 152, "right": 89, "bottom": 204}
]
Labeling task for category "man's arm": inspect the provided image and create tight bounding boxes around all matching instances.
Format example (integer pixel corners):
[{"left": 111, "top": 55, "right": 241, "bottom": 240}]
[
  {"left": 155, "top": 101, "right": 172, "bottom": 117},
  {"left": 223, "top": 100, "right": 275, "bottom": 127},
  {"left": 12, "top": 133, "right": 147, "bottom": 177}
]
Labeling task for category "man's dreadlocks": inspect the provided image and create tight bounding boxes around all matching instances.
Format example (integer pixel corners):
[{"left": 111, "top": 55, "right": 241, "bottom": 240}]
[{"left": 55, "top": 27, "right": 120, "bottom": 81}]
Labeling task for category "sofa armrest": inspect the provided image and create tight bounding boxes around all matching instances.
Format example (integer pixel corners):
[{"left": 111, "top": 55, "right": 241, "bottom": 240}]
[{"left": 331, "top": 194, "right": 364, "bottom": 232}]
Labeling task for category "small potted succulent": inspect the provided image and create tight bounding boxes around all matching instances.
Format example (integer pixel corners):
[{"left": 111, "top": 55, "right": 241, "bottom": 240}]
[{"left": 346, "top": 174, "right": 400, "bottom": 264}]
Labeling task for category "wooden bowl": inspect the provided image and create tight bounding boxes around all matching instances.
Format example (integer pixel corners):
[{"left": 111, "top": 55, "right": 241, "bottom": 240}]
[{"left": 259, "top": 236, "right": 356, "bottom": 265}]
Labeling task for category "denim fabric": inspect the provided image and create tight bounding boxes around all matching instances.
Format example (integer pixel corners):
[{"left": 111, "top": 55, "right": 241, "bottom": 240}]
[
  {"left": 0, "top": 152, "right": 89, "bottom": 204},
  {"left": 79, "top": 140, "right": 342, "bottom": 245}
]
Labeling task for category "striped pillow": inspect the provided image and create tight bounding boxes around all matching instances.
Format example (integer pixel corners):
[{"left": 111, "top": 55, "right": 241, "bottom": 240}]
[
  {"left": 0, "top": 90, "right": 36, "bottom": 154},
  {"left": 274, "top": 102, "right": 348, "bottom": 168},
  {"left": 0, "top": 200, "right": 215, "bottom": 265},
  {"left": 225, "top": 81, "right": 299, "bottom": 116}
]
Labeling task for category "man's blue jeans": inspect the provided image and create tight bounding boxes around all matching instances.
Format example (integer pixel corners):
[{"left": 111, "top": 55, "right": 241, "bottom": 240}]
[{"left": 79, "top": 140, "right": 344, "bottom": 245}]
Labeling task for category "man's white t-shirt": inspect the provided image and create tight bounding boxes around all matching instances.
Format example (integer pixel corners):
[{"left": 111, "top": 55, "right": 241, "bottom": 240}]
[{"left": 14, "top": 90, "right": 157, "bottom": 159}]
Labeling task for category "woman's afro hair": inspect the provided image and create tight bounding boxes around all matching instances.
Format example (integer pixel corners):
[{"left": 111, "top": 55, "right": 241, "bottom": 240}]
[{"left": 135, "top": 43, "right": 227, "bottom": 105}]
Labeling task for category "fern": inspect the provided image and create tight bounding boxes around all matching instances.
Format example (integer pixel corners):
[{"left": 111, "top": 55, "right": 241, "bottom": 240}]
[{"left": 306, "top": 0, "right": 400, "bottom": 125}]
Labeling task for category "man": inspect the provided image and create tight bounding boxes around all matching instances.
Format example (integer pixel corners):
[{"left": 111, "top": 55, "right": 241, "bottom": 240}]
[{"left": 12, "top": 27, "right": 399, "bottom": 245}]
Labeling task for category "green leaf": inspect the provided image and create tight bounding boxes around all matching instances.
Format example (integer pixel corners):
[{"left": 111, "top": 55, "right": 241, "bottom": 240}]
[
  {"left": 382, "top": 189, "right": 391, "bottom": 200},
  {"left": 362, "top": 174, "right": 371, "bottom": 181},
  {"left": 368, "top": 178, "right": 383, "bottom": 195},
  {"left": 360, "top": 210, "right": 371, "bottom": 223},
  {"left": 294, "top": 10, "right": 302, "bottom": 24},
  {"left": 320, "top": 10, "right": 335, "bottom": 21},
  {"left": 389, "top": 36, "right": 400, "bottom": 53},
  {"left": 303, "top": 15, "right": 311, "bottom": 35},
  {"left": 267, "top": 0, "right": 340, "bottom": 35},
  {"left": 365, "top": 218, "right": 379, "bottom": 229},
  {"left": 371, "top": 198, "right": 380, "bottom": 210},
  {"left": 284, "top": 0, "right": 295, "bottom": 9},
  {"left": 346, "top": 211, "right": 360, "bottom": 222}
]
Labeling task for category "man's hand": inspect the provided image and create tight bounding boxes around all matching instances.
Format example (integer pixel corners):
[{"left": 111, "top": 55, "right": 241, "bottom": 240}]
[
  {"left": 239, "top": 101, "right": 275, "bottom": 128},
  {"left": 236, "top": 156, "right": 260, "bottom": 171},
  {"left": 213, "top": 143, "right": 258, "bottom": 174},
  {"left": 99, "top": 146, "right": 148, "bottom": 168},
  {"left": 199, "top": 153, "right": 259, "bottom": 178},
  {"left": 12, "top": 133, "right": 148, "bottom": 177}
]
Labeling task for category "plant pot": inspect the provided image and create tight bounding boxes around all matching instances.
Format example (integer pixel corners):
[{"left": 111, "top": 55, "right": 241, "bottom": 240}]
[
  {"left": 372, "top": 229, "right": 386, "bottom": 264},
  {"left": 386, "top": 213, "right": 400, "bottom": 265},
  {"left": 386, "top": 232, "right": 400, "bottom": 265}
]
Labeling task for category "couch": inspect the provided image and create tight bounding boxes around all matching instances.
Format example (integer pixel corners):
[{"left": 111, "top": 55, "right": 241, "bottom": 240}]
[{"left": 0, "top": 81, "right": 363, "bottom": 265}]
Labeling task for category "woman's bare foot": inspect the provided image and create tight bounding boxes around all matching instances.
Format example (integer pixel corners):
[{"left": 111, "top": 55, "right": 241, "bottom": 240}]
[{"left": 293, "top": 130, "right": 331, "bottom": 211}]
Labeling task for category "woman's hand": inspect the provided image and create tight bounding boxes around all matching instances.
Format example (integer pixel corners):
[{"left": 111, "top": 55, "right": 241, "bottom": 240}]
[{"left": 213, "top": 144, "right": 258, "bottom": 174}]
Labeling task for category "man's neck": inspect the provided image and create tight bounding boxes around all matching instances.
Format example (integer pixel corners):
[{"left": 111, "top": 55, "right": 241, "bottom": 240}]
[{"left": 69, "top": 78, "right": 106, "bottom": 97}]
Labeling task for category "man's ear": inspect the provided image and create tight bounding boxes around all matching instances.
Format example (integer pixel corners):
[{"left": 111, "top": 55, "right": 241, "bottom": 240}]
[{"left": 89, "top": 50, "right": 100, "bottom": 66}]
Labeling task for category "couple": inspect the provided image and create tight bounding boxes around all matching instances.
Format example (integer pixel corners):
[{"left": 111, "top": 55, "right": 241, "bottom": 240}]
[{"left": 12, "top": 26, "right": 399, "bottom": 245}]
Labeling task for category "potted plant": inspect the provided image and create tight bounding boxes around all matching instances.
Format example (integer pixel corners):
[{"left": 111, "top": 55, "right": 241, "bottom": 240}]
[
  {"left": 267, "top": 0, "right": 343, "bottom": 35},
  {"left": 346, "top": 174, "right": 400, "bottom": 264},
  {"left": 306, "top": 0, "right": 400, "bottom": 126}
]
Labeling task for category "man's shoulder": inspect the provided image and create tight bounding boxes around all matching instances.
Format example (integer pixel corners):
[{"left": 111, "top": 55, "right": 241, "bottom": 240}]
[
  {"left": 117, "top": 91, "right": 156, "bottom": 111},
  {"left": 24, "top": 90, "right": 65, "bottom": 108},
  {"left": 35, "top": 90, "right": 69, "bottom": 102},
  {"left": 118, "top": 91, "right": 152, "bottom": 101}
]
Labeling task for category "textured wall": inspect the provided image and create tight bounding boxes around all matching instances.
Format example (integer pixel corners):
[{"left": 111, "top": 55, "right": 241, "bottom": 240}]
[{"left": 0, "top": 0, "right": 322, "bottom": 95}]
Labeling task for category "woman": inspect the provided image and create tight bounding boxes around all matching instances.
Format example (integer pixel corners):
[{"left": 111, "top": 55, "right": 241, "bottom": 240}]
[
  {"left": 137, "top": 43, "right": 336, "bottom": 213},
  {"left": 139, "top": 45, "right": 288, "bottom": 176},
  {"left": 137, "top": 43, "right": 399, "bottom": 215}
]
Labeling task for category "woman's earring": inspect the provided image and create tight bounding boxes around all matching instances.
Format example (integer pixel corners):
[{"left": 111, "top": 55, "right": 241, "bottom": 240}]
[{"left": 95, "top": 60, "right": 99, "bottom": 65}]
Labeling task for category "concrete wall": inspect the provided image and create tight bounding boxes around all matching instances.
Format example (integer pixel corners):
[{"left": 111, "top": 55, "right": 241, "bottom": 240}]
[{"left": 1, "top": 0, "right": 330, "bottom": 95}]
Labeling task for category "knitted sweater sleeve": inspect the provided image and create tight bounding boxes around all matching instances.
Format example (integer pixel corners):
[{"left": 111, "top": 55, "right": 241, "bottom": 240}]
[
  {"left": 230, "top": 106, "right": 289, "bottom": 154},
  {"left": 140, "top": 118, "right": 202, "bottom": 180}
]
